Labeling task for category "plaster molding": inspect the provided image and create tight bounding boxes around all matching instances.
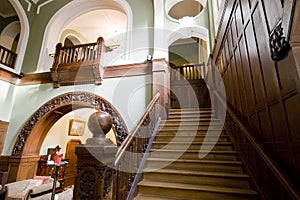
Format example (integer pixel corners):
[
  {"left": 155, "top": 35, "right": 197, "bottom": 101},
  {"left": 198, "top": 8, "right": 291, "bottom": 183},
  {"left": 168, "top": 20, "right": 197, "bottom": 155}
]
[
  {"left": 9, "top": 0, "right": 30, "bottom": 74},
  {"left": 36, "top": 0, "right": 54, "bottom": 14},
  {"left": 24, "top": 0, "right": 32, "bottom": 12}
]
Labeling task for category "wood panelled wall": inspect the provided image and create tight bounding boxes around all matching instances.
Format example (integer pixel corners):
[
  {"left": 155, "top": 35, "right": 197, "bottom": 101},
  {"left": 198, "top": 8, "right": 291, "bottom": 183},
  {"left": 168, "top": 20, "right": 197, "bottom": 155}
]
[{"left": 214, "top": 0, "right": 300, "bottom": 198}]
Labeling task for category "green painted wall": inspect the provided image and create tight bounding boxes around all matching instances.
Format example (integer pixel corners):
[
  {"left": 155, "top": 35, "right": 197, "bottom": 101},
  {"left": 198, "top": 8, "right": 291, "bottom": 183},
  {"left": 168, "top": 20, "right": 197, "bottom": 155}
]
[
  {"left": 0, "top": 80, "right": 15, "bottom": 122},
  {"left": 169, "top": 42, "right": 199, "bottom": 66},
  {"left": 19, "top": 0, "right": 72, "bottom": 73},
  {"left": 18, "top": 0, "right": 154, "bottom": 73},
  {"left": 2, "top": 75, "right": 152, "bottom": 155}
]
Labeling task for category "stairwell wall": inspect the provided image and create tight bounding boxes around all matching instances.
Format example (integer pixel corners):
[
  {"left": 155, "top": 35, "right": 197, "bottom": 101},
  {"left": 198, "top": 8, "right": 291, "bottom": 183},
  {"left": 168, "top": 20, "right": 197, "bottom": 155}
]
[{"left": 213, "top": 0, "right": 300, "bottom": 198}]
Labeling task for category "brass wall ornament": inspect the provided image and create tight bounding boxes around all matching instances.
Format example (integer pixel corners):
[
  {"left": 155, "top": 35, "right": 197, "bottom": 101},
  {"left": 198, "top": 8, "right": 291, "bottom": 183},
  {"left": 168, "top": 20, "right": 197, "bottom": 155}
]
[{"left": 269, "top": 22, "right": 291, "bottom": 61}]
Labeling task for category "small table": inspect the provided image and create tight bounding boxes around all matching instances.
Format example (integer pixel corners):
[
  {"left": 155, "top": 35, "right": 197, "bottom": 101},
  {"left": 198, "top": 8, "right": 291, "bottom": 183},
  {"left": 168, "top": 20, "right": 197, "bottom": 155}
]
[{"left": 47, "top": 161, "right": 68, "bottom": 200}]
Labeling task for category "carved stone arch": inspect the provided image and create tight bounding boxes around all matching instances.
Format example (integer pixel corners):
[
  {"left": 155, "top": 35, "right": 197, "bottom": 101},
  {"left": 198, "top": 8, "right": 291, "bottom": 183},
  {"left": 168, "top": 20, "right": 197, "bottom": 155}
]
[{"left": 12, "top": 91, "right": 128, "bottom": 156}]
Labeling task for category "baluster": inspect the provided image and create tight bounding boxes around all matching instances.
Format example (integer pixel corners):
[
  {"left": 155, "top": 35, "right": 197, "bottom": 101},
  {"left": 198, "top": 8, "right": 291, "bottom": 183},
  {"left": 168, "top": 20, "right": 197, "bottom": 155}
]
[
  {"left": 3, "top": 51, "right": 7, "bottom": 65},
  {"left": 69, "top": 48, "right": 74, "bottom": 63},
  {"left": 0, "top": 48, "right": 2, "bottom": 63},
  {"left": 203, "top": 62, "right": 206, "bottom": 78}
]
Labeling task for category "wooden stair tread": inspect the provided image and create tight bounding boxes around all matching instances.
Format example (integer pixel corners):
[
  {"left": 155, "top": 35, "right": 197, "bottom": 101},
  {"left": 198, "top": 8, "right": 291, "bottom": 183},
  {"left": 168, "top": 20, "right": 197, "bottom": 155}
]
[
  {"left": 143, "top": 168, "right": 249, "bottom": 178},
  {"left": 134, "top": 109, "right": 260, "bottom": 200},
  {"left": 153, "top": 141, "right": 232, "bottom": 145},
  {"left": 147, "top": 157, "right": 242, "bottom": 165},
  {"left": 138, "top": 180, "right": 259, "bottom": 195},
  {"left": 134, "top": 194, "right": 182, "bottom": 200},
  {"left": 150, "top": 149, "right": 236, "bottom": 154},
  {"left": 161, "top": 118, "right": 219, "bottom": 122}
]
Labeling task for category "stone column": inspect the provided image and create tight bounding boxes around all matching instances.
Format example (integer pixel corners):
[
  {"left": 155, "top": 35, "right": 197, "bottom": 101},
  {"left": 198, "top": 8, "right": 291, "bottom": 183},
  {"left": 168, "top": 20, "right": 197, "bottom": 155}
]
[{"left": 73, "top": 111, "right": 117, "bottom": 200}]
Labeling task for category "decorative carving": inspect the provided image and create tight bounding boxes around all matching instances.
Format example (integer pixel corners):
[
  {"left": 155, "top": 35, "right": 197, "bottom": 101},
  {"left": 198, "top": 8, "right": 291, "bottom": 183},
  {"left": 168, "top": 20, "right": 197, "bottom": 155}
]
[
  {"left": 12, "top": 92, "right": 128, "bottom": 156},
  {"left": 104, "top": 168, "right": 114, "bottom": 199},
  {"left": 77, "top": 167, "right": 97, "bottom": 200},
  {"left": 269, "top": 22, "right": 291, "bottom": 61},
  {"left": 142, "top": 114, "right": 151, "bottom": 126}
]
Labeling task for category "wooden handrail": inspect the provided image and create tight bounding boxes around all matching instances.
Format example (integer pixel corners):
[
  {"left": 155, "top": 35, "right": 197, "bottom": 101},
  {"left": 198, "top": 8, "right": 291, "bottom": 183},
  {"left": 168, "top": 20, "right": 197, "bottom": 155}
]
[
  {"left": 213, "top": 90, "right": 300, "bottom": 200},
  {"left": 115, "top": 92, "right": 160, "bottom": 165},
  {"left": 114, "top": 92, "right": 161, "bottom": 200},
  {"left": 0, "top": 45, "right": 17, "bottom": 69}
]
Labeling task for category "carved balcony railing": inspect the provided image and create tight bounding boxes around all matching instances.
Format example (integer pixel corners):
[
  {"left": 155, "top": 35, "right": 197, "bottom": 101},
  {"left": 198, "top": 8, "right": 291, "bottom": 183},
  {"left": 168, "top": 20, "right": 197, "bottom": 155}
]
[
  {"left": 50, "top": 37, "right": 105, "bottom": 88},
  {"left": 0, "top": 45, "right": 17, "bottom": 69},
  {"left": 114, "top": 92, "right": 161, "bottom": 200},
  {"left": 170, "top": 63, "right": 206, "bottom": 81}
]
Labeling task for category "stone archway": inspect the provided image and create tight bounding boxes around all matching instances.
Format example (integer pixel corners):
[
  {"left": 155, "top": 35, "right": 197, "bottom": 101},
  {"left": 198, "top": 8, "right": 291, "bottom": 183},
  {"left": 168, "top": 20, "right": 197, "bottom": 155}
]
[{"left": 8, "top": 91, "right": 128, "bottom": 182}]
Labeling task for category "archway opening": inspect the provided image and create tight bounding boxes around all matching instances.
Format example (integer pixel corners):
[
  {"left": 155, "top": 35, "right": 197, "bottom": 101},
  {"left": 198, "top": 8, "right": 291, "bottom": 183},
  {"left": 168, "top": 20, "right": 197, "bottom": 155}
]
[{"left": 38, "top": 0, "right": 132, "bottom": 72}]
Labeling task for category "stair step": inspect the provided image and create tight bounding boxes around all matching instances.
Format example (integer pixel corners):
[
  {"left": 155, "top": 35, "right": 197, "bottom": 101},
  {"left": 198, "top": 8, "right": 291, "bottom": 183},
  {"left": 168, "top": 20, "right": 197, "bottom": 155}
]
[
  {"left": 168, "top": 114, "right": 213, "bottom": 119},
  {"left": 150, "top": 149, "right": 238, "bottom": 160},
  {"left": 158, "top": 126, "right": 224, "bottom": 131},
  {"left": 134, "top": 194, "right": 180, "bottom": 200},
  {"left": 169, "top": 110, "right": 213, "bottom": 115},
  {"left": 159, "top": 122, "right": 223, "bottom": 127},
  {"left": 157, "top": 130, "right": 226, "bottom": 136},
  {"left": 146, "top": 158, "right": 243, "bottom": 173},
  {"left": 161, "top": 118, "right": 219, "bottom": 123},
  {"left": 137, "top": 180, "right": 259, "bottom": 200},
  {"left": 152, "top": 141, "right": 233, "bottom": 151},
  {"left": 134, "top": 109, "right": 260, "bottom": 200},
  {"left": 142, "top": 168, "right": 250, "bottom": 189},
  {"left": 155, "top": 135, "right": 229, "bottom": 143}
]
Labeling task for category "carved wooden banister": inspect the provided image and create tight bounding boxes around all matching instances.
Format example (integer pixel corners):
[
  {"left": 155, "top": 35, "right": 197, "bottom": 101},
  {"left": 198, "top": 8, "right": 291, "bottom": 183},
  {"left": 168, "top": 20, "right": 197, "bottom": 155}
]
[
  {"left": 0, "top": 45, "right": 17, "bottom": 69},
  {"left": 114, "top": 92, "right": 161, "bottom": 200},
  {"left": 170, "top": 63, "right": 205, "bottom": 81},
  {"left": 50, "top": 37, "right": 105, "bottom": 87}
]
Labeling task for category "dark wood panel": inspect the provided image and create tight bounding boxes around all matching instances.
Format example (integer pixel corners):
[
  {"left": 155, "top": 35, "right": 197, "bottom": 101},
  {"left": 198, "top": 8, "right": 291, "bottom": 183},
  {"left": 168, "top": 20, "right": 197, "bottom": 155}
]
[
  {"left": 253, "top": 3, "right": 279, "bottom": 100},
  {"left": 240, "top": 0, "right": 251, "bottom": 21},
  {"left": 235, "top": 41, "right": 248, "bottom": 116},
  {"left": 269, "top": 103, "right": 289, "bottom": 142},
  {"left": 213, "top": 0, "right": 300, "bottom": 198},
  {"left": 261, "top": 0, "right": 283, "bottom": 31},
  {"left": 13, "top": 61, "right": 152, "bottom": 86},
  {"left": 258, "top": 109, "right": 272, "bottom": 142},
  {"left": 0, "top": 68, "right": 19, "bottom": 84},
  {"left": 235, "top": 2, "right": 244, "bottom": 37},
  {"left": 244, "top": 20, "right": 266, "bottom": 104},
  {"left": 239, "top": 36, "right": 256, "bottom": 112},
  {"left": 284, "top": 94, "right": 300, "bottom": 141},
  {"left": 0, "top": 121, "right": 8, "bottom": 155}
]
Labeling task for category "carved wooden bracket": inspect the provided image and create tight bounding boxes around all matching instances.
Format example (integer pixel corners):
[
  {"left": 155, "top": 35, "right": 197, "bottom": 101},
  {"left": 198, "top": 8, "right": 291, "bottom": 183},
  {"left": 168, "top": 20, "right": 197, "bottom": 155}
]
[
  {"left": 12, "top": 92, "right": 128, "bottom": 156},
  {"left": 269, "top": 22, "right": 291, "bottom": 61}
]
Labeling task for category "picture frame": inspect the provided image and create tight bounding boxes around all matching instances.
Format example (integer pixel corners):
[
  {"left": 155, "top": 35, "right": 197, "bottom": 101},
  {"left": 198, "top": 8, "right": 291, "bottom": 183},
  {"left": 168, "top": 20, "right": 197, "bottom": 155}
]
[{"left": 68, "top": 119, "right": 86, "bottom": 136}]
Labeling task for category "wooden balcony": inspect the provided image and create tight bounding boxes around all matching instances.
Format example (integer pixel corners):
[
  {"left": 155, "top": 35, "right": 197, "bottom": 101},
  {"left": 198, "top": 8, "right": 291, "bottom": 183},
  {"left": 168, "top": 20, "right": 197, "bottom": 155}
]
[
  {"left": 50, "top": 37, "right": 105, "bottom": 88},
  {"left": 0, "top": 45, "right": 17, "bottom": 69}
]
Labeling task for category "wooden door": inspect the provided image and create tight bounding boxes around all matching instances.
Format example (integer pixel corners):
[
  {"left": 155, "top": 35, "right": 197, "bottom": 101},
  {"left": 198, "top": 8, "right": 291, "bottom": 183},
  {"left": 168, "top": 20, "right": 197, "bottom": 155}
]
[{"left": 64, "top": 139, "right": 82, "bottom": 187}]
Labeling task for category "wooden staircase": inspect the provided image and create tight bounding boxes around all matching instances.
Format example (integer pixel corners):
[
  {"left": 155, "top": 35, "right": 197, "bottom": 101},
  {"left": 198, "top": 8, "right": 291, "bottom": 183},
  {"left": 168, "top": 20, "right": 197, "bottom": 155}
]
[{"left": 133, "top": 108, "right": 261, "bottom": 200}]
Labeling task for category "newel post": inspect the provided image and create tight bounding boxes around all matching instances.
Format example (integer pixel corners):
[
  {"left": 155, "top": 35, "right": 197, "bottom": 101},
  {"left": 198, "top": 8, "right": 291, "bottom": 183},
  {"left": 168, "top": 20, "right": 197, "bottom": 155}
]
[
  {"left": 93, "top": 37, "right": 106, "bottom": 85},
  {"left": 152, "top": 59, "right": 170, "bottom": 119},
  {"left": 73, "top": 111, "right": 117, "bottom": 200}
]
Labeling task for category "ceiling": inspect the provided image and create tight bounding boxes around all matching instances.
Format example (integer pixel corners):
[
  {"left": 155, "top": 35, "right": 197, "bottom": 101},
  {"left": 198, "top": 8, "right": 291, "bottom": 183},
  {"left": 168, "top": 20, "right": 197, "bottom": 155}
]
[
  {"left": 0, "top": 0, "right": 127, "bottom": 44},
  {"left": 168, "top": 1, "right": 203, "bottom": 20},
  {"left": 65, "top": 9, "right": 127, "bottom": 43}
]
